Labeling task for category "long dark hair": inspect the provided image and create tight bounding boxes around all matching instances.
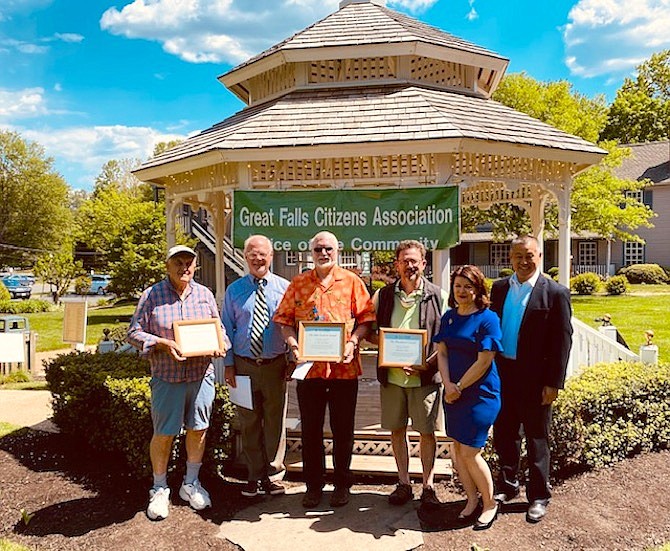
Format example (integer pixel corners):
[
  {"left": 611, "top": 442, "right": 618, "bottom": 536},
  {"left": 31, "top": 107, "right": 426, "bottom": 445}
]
[{"left": 448, "top": 265, "right": 490, "bottom": 309}]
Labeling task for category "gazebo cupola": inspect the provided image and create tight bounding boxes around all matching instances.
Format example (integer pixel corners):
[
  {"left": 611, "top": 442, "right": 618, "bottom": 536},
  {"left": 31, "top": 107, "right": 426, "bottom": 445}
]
[{"left": 220, "top": 0, "right": 508, "bottom": 107}]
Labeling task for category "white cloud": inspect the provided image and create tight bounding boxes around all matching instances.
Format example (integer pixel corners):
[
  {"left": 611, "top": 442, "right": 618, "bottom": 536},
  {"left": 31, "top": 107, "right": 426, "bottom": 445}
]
[
  {"left": 0, "top": 87, "right": 49, "bottom": 118},
  {"left": 54, "top": 33, "right": 84, "bottom": 43},
  {"left": 563, "top": 0, "right": 670, "bottom": 79},
  {"left": 466, "top": 0, "right": 477, "bottom": 20},
  {"left": 100, "top": 0, "right": 435, "bottom": 66},
  {"left": 18, "top": 125, "right": 187, "bottom": 189}
]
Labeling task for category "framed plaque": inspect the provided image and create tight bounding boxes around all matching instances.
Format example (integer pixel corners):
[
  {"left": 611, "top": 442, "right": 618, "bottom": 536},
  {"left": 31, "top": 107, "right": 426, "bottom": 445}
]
[
  {"left": 378, "top": 328, "right": 427, "bottom": 369},
  {"left": 173, "top": 318, "right": 226, "bottom": 358},
  {"left": 298, "top": 321, "right": 346, "bottom": 362}
]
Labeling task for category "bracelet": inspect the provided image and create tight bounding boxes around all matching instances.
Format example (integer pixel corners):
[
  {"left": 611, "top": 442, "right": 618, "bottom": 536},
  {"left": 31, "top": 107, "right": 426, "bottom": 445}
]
[
  {"left": 455, "top": 380, "right": 462, "bottom": 391},
  {"left": 347, "top": 339, "right": 359, "bottom": 348}
]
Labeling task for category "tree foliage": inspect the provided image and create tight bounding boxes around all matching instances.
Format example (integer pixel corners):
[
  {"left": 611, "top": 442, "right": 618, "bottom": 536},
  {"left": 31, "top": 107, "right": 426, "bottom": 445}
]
[
  {"left": 601, "top": 50, "right": 670, "bottom": 143},
  {"left": 74, "top": 157, "right": 194, "bottom": 298},
  {"left": 34, "top": 246, "right": 83, "bottom": 304},
  {"left": 493, "top": 72, "right": 607, "bottom": 143},
  {"left": 0, "top": 130, "right": 72, "bottom": 266}
]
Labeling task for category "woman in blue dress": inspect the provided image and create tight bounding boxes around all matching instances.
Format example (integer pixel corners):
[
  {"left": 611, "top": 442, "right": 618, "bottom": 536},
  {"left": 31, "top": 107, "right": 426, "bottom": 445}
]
[{"left": 433, "top": 265, "right": 502, "bottom": 530}]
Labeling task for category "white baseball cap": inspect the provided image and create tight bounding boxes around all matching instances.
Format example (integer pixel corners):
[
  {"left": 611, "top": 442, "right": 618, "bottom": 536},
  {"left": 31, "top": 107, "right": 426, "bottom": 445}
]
[{"left": 166, "top": 245, "right": 196, "bottom": 261}]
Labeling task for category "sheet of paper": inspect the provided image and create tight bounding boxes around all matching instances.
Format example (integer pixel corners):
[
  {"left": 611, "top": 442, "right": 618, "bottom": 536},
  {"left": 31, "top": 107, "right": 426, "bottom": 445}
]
[
  {"left": 291, "top": 361, "right": 313, "bottom": 380},
  {"left": 0, "top": 333, "right": 26, "bottom": 363},
  {"left": 227, "top": 375, "right": 253, "bottom": 410}
]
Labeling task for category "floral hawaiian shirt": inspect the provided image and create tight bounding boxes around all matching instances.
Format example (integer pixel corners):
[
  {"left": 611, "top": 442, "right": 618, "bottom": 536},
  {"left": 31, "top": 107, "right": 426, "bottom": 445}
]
[{"left": 273, "top": 265, "right": 376, "bottom": 379}]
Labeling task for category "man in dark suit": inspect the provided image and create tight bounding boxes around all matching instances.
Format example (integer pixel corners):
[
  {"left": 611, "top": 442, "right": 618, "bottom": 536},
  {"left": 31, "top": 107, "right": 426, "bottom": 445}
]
[{"left": 490, "top": 235, "right": 572, "bottom": 523}]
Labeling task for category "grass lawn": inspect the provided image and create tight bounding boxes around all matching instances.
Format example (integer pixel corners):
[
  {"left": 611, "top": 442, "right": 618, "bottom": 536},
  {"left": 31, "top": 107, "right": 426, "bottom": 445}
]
[
  {"left": 24, "top": 302, "right": 137, "bottom": 352},
  {"left": 571, "top": 284, "right": 670, "bottom": 362}
]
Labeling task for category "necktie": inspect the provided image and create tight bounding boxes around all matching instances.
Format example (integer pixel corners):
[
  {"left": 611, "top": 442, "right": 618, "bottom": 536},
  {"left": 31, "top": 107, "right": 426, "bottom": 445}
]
[{"left": 250, "top": 278, "right": 269, "bottom": 358}]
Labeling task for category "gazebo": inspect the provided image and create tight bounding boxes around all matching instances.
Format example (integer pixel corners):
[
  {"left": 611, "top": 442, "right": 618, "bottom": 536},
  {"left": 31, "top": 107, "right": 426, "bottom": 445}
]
[{"left": 134, "top": 0, "right": 605, "bottom": 300}]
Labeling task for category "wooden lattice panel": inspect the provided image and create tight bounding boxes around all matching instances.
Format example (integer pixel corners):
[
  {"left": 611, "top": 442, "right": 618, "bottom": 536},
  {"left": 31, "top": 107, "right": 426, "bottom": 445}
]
[
  {"left": 286, "top": 435, "right": 451, "bottom": 459},
  {"left": 165, "top": 162, "right": 238, "bottom": 196},
  {"left": 248, "top": 63, "right": 296, "bottom": 103},
  {"left": 251, "top": 154, "right": 435, "bottom": 183},
  {"left": 410, "top": 56, "right": 467, "bottom": 88},
  {"left": 452, "top": 152, "right": 571, "bottom": 183},
  {"left": 309, "top": 57, "right": 396, "bottom": 83}
]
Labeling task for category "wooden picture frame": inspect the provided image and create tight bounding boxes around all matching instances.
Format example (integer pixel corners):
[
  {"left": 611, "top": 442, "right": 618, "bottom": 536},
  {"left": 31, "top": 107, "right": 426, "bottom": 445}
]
[
  {"left": 173, "top": 318, "right": 226, "bottom": 358},
  {"left": 378, "top": 328, "right": 428, "bottom": 369},
  {"left": 298, "top": 321, "right": 346, "bottom": 362}
]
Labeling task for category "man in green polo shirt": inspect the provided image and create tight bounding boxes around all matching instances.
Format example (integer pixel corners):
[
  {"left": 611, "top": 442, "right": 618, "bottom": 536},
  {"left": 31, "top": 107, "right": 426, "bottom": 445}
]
[{"left": 373, "top": 240, "right": 448, "bottom": 507}]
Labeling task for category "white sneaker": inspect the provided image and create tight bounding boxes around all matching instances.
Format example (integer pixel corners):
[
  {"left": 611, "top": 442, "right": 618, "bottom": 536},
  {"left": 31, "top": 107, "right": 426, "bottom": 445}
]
[
  {"left": 179, "top": 480, "right": 212, "bottom": 510},
  {"left": 147, "top": 487, "right": 170, "bottom": 520}
]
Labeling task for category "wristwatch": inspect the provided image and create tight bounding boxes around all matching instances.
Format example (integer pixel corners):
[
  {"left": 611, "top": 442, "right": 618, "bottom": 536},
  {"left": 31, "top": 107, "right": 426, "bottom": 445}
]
[{"left": 455, "top": 380, "right": 462, "bottom": 391}]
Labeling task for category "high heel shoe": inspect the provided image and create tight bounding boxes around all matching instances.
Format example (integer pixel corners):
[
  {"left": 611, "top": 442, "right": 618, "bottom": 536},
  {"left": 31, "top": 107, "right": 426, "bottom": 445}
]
[
  {"left": 458, "top": 501, "right": 480, "bottom": 522},
  {"left": 473, "top": 504, "right": 498, "bottom": 531}
]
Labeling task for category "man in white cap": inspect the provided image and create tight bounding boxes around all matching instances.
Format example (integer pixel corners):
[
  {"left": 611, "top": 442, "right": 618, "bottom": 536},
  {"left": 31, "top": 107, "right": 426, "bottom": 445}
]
[{"left": 128, "top": 245, "right": 230, "bottom": 521}]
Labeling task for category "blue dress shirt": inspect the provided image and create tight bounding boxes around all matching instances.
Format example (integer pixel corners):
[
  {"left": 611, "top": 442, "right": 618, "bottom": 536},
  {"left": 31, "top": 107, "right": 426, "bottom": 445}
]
[
  {"left": 500, "top": 269, "right": 540, "bottom": 359},
  {"left": 221, "top": 272, "right": 289, "bottom": 365}
]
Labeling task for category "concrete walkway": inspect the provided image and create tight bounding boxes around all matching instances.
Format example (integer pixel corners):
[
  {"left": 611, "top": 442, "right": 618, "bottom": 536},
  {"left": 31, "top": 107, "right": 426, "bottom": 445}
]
[
  {"left": 0, "top": 389, "right": 57, "bottom": 432},
  {"left": 219, "top": 485, "right": 424, "bottom": 551}
]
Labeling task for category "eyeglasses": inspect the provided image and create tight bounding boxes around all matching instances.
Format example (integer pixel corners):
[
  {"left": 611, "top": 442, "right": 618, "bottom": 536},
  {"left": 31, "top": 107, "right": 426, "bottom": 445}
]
[
  {"left": 246, "top": 253, "right": 269, "bottom": 260},
  {"left": 313, "top": 246, "right": 334, "bottom": 253}
]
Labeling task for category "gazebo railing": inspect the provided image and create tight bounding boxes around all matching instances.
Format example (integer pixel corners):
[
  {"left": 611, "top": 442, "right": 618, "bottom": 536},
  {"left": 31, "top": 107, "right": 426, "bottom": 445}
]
[{"left": 568, "top": 317, "right": 639, "bottom": 379}]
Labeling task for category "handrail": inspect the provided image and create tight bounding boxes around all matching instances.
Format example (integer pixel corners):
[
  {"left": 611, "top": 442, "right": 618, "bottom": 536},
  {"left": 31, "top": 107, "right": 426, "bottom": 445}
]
[
  {"left": 568, "top": 317, "right": 639, "bottom": 379},
  {"left": 191, "top": 219, "right": 245, "bottom": 276}
]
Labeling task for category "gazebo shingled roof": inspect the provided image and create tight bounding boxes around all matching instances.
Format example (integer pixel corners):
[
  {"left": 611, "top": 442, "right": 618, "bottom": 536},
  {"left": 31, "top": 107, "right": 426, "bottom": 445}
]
[{"left": 141, "top": 85, "right": 602, "bottom": 175}]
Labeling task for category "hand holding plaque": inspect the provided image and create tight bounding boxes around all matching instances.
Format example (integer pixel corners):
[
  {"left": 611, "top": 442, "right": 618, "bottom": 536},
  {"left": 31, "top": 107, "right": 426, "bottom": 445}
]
[
  {"left": 173, "top": 318, "right": 227, "bottom": 358},
  {"left": 298, "top": 321, "right": 346, "bottom": 362}
]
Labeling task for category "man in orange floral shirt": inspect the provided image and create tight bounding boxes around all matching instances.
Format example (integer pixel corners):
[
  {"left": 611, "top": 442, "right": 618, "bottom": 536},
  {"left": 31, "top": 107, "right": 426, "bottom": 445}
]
[{"left": 274, "top": 231, "right": 375, "bottom": 509}]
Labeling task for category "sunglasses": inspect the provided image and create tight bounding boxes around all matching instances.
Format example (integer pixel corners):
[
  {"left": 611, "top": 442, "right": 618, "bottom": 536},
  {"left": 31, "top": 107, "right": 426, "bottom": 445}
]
[{"left": 313, "top": 246, "right": 334, "bottom": 253}]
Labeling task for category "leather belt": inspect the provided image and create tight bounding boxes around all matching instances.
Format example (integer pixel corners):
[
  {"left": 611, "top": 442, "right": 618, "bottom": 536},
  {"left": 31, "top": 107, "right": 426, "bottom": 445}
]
[{"left": 235, "top": 354, "right": 283, "bottom": 366}]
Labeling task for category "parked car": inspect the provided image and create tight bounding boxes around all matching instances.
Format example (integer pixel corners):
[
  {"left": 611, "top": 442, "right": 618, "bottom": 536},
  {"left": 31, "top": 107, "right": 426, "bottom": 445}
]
[
  {"left": 1, "top": 276, "right": 32, "bottom": 299},
  {"left": 89, "top": 274, "right": 112, "bottom": 295}
]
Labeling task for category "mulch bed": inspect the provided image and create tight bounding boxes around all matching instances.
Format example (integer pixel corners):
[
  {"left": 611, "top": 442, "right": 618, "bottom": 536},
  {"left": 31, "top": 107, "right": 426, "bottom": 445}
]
[{"left": 1, "top": 428, "right": 669, "bottom": 550}]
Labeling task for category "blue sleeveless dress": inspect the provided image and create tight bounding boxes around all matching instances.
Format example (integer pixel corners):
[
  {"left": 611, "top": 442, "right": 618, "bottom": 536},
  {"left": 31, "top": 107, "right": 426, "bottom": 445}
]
[{"left": 433, "top": 308, "right": 502, "bottom": 448}]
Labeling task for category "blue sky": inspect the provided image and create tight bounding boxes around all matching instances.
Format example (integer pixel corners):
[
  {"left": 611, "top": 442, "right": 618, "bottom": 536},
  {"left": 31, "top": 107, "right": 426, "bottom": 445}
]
[{"left": 1, "top": 0, "right": 669, "bottom": 191}]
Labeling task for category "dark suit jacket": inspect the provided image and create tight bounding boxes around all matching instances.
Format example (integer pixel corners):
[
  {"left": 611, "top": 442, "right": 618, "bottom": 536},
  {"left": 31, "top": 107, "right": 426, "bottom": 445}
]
[{"left": 490, "top": 274, "right": 573, "bottom": 392}]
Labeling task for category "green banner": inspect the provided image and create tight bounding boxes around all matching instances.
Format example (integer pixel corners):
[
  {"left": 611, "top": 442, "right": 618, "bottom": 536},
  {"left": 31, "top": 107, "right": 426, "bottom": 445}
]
[{"left": 233, "top": 187, "right": 459, "bottom": 252}]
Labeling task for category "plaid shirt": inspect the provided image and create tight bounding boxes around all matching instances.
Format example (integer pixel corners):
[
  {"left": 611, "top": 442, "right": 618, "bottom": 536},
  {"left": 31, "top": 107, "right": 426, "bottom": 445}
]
[
  {"left": 273, "top": 265, "right": 376, "bottom": 379},
  {"left": 127, "top": 278, "right": 229, "bottom": 383}
]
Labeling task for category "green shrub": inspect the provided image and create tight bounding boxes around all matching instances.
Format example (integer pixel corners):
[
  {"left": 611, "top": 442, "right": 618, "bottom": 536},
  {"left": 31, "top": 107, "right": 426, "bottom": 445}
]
[
  {"left": 0, "top": 281, "right": 10, "bottom": 301},
  {"left": 619, "top": 263, "right": 669, "bottom": 284},
  {"left": 498, "top": 268, "right": 513, "bottom": 278},
  {"left": 570, "top": 272, "right": 602, "bottom": 295},
  {"left": 74, "top": 275, "right": 92, "bottom": 295},
  {"left": 551, "top": 361, "right": 670, "bottom": 477},
  {"left": 45, "top": 352, "right": 235, "bottom": 478},
  {"left": 0, "top": 299, "right": 52, "bottom": 314},
  {"left": 547, "top": 267, "right": 559, "bottom": 281},
  {"left": 0, "top": 370, "right": 31, "bottom": 385},
  {"left": 605, "top": 275, "right": 629, "bottom": 295}
]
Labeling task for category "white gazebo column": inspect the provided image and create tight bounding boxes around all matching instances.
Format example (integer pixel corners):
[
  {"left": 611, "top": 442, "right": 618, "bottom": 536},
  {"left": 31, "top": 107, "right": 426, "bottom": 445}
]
[
  {"left": 432, "top": 249, "right": 451, "bottom": 292},
  {"left": 166, "top": 196, "right": 180, "bottom": 249},
  {"left": 529, "top": 186, "right": 548, "bottom": 259},
  {"left": 212, "top": 194, "right": 227, "bottom": 304},
  {"left": 556, "top": 184, "right": 572, "bottom": 287}
]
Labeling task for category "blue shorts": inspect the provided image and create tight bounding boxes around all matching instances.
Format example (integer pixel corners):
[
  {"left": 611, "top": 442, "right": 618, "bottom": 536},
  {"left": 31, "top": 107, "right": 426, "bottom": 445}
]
[{"left": 150, "top": 373, "right": 216, "bottom": 436}]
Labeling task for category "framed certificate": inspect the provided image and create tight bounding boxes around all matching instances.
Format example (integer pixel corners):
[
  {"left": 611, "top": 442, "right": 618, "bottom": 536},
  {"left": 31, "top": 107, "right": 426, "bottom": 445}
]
[
  {"left": 298, "top": 321, "right": 346, "bottom": 362},
  {"left": 378, "top": 328, "right": 427, "bottom": 369},
  {"left": 173, "top": 318, "right": 226, "bottom": 358}
]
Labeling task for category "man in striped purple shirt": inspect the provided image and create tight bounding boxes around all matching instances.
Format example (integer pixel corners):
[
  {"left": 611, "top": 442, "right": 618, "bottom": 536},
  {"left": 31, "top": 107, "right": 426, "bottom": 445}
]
[{"left": 128, "top": 245, "right": 229, "bottom": 521}]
